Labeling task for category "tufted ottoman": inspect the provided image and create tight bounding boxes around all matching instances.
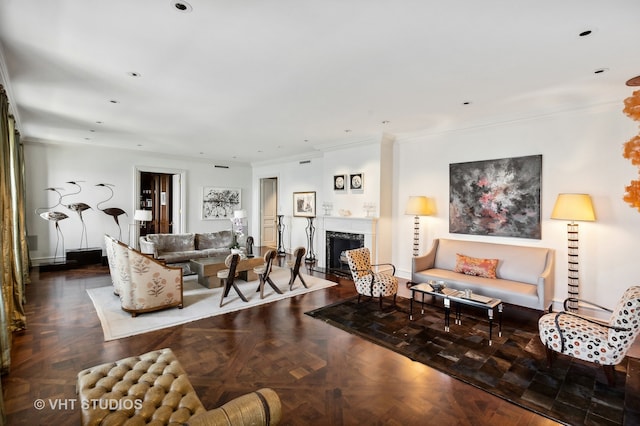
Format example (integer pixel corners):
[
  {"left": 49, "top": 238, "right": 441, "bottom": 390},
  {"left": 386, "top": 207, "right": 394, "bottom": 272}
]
[{"left": 76, "top": 348, "right": 281, "bottom": 425}]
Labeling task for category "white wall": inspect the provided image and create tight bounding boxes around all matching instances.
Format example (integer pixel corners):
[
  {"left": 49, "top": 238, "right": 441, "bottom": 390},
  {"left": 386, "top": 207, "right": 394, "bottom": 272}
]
[
  {"left": 251, "top": 140, "right": 386, "bottom": 260},
  {"left": 25, "top": 143, "right": 252, "bottom": 262},
  {"left": 393, "top": 101, "right": 640, "bottom": 308}
]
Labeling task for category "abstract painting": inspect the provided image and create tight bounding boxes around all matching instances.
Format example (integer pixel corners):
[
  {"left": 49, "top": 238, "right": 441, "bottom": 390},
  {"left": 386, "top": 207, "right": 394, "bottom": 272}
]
[
  {"left": 202, "top": 187, "right": 241, "bottom": 220},
  {"left": 449, "top": 155, "right": 542, "bottom": 239}
]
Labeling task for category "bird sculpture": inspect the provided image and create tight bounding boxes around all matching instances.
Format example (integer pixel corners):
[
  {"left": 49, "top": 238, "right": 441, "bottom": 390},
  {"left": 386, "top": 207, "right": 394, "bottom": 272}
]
[
  {"left": 95, "top": 183, "right": 127, "bottom": 240},
  {"left": 61, "top": 181, "right": 92, "bottom": 249},
  {"left": 35, "top": 187, "right": 69, "bottom": 263}
]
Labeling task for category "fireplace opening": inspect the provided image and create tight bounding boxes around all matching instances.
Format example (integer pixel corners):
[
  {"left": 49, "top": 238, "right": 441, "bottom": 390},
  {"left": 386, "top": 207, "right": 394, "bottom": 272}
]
[{"left": 326, "top": 231, "right": 364, "bottom": 277}]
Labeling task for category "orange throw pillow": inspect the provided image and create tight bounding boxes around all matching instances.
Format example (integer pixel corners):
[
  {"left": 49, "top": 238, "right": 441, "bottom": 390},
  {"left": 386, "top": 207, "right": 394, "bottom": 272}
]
[{"left": 454, "top": 253, "right": 498, "bottom": 279}]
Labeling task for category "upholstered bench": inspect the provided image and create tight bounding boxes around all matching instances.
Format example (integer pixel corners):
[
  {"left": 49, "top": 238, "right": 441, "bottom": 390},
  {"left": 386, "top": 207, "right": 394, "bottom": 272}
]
[{"left": 76, "top": 348, "right": 281, "bottom": 425}]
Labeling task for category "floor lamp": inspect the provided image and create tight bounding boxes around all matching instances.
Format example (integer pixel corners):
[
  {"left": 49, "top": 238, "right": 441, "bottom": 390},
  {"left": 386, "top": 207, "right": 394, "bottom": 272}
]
[
  {"left": 405, "top": 196, "right": 434, "bottom": 256},
  {"left": 133, "top": 209, "right": 152, "bottom": 249},
  {"left": 551, "top": 193, "right": 596, "bottom": 312}
]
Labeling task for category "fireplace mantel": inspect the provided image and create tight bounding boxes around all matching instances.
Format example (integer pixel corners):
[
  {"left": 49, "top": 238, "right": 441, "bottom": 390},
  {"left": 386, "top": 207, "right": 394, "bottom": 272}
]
[{"left": 316, "top": 216, "right": 378, "bottom": 268}]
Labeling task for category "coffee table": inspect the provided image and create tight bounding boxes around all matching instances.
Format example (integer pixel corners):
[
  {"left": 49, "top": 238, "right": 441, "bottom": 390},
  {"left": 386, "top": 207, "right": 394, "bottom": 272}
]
[
  {"left": 189, "top": 256, "right": 264, "bottom": 288},
  {"left": 408, "top": 282, "right": 503, "bottom": 345}
]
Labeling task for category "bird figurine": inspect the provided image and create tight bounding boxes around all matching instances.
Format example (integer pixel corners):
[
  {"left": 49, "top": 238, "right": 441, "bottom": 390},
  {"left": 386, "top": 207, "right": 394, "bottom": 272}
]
[
  {"left": 95, "top": 183, "right": 127, "bottom": 240},
  {"left": 61, "top": 181, "right": 92, "bottom": 249},
  {"left": 35, "top": 187, "right": 69, "bottom": 263}
]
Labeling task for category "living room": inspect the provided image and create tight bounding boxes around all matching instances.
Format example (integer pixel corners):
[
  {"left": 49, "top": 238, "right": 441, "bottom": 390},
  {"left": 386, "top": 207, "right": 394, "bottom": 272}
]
[
  {"left": 2, "top": 1, "right": 640, "bottom": 424},
  {"left": 23, "top": 97, "right": 640, "bottom": 311}
]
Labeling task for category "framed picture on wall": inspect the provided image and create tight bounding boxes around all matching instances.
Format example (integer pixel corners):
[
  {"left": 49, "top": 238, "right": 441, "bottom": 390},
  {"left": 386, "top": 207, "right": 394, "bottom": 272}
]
[
  {"left": 293, "top": 191, "right": 316, "bottom": 217},
  {"left": 449, "top": 154, "right": 542, "bottom": 239},
  {"left": 334, "top": 174, "right": 347, "bottom": 191},
  {"left": 202, "top": 187, "right": 241, "bottom": 220},
  {"left": 350, "top": 173, "right": 364, "bottom": 191}
]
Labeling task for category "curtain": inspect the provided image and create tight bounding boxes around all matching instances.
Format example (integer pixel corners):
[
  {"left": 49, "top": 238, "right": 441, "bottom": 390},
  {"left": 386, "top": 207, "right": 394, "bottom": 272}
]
[{"left": 0, "top": 85, "right": 28, "bottom": 379}]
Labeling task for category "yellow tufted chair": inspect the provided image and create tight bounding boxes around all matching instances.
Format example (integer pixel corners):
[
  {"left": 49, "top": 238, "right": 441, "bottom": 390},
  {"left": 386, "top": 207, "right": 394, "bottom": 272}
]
[{"left": 76, "top": 348, "right": 281, "bottom": 425}]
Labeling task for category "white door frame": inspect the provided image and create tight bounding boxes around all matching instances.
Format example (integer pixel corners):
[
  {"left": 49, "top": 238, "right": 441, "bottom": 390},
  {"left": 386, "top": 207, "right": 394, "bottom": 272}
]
[{"left": 133, "top": 166, "right": 187, "bottom": 239}]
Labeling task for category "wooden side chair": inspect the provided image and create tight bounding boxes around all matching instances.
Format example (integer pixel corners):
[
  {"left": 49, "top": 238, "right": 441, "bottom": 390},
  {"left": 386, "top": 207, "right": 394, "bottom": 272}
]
[
  {"left": 254, "top": 249, "right": 282, "bottom": 299},
  {"left": 218, "top": 253, "right": 246, "bottom": 306},
  {"left": 287, "top": 247, "right": 308, "bottom": 290}
]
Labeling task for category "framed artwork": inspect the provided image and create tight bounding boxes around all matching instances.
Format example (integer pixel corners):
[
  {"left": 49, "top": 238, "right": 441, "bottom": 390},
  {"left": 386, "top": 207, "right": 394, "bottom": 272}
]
[
  {"left": 293, "top": 191, "right": 316, "bottom": 217},
  {"left": 350, "top": 173, "right": 364, "bottom": 190},
  {"left": 449, "top": 154, "right": 542, "bottom": 239},
  {"left": 334, "top": 174, "right": 347, "bottom": 191},
  {"left": 202, "top": 187, "right": 241, "bottom": 220}
]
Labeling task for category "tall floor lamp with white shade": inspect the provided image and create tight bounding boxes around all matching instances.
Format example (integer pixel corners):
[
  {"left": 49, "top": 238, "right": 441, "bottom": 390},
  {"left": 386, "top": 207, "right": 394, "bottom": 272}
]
[
  {"left": 405, "top": 196, "right": 434, "bottom": 256},
  {"left": 550, "top": 193, "right": 596, "bottom": 312}
]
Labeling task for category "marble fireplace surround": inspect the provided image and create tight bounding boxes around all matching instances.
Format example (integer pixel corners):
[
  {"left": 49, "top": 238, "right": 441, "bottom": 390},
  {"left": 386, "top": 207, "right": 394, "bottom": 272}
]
[{"left": 315, "top": 216, "right": 378, "bottom": 270}]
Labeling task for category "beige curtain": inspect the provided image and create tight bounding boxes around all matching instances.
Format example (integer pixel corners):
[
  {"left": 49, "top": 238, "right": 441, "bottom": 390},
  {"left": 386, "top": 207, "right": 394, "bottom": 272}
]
[{"left": 0, "top": 85, "right": 29, "bottom": 379}]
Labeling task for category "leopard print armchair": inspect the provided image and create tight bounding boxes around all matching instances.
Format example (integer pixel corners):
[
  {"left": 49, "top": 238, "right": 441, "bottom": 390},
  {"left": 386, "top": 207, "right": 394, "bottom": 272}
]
[{"left": 345, "top": 247, "right": 398, "bottom": 308}]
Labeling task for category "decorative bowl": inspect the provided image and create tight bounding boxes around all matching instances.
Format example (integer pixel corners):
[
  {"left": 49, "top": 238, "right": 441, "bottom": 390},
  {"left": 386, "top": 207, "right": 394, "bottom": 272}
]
[{"left": 428, "top": 280, "right": 446, "bottom": 292}]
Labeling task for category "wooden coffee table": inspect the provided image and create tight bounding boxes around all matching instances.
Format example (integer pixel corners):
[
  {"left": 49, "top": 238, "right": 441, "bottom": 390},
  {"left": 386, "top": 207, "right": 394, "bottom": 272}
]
[{"left": 189, "top": 256, "right": 264, "bottom": 288}]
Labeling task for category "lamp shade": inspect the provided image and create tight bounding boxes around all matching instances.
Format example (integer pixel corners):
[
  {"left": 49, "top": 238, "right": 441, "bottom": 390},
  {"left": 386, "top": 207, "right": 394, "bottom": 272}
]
[
  {"left": 134, "top": 209, "right": 152, "bottom": 222},
  {"left": 405, "top": 196, "right": 434, "bottom": 216},
  {"left": 233, "top": 209, "right": 247, "bottom": 219},
  {"left": 550, "top": 194, "right": 596, "bottom": 221}
]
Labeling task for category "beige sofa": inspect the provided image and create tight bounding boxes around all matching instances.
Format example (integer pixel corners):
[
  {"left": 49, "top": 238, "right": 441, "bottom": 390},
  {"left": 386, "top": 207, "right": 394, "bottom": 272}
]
[
  {"left": 140, "top": 231, "right": 233, "bottom": 263},
  {"left": 411, "top": 238, "right": 555, "bottom": 311}
]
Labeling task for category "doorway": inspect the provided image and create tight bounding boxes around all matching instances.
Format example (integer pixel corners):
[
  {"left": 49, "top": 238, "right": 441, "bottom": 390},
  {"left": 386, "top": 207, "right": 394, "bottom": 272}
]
[
  {"left": 260, "top": 177, "right": 278, "bottom": 248},
  {"left": 134, "top": 166, "right": 186, "bottom": 241},
  {"left": 139, "top": 172, "right": 173, "bottom": 235}
]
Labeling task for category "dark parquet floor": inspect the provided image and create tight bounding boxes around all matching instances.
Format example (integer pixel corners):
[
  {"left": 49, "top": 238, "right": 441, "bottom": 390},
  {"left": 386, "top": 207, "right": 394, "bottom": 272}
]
[{"left": 3, "top": 250, "right": 569, "bottom": 425}]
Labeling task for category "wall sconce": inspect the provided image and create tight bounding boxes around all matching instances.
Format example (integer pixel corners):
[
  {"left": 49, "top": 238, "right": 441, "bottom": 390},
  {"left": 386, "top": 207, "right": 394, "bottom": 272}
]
[
  {"left": 551, "top": 193, "right": 596, "bottom": 312},
  {"left": 405, "top": 196, "right": 434, "bottom": 256}
]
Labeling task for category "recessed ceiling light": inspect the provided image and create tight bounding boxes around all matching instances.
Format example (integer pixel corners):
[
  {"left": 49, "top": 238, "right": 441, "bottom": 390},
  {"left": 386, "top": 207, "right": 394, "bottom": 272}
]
[
  {"left": 89, "top": 129, "right": 96, "bottom": 132},
  {"left": 96, "top": 121, "right": 103, "bottom": 124},
  {"left": 382, "top": 120, "right": 390, "bottom": 124},
  {"left": 171, "top": 0, "right": 192, "bottom": 12},
  {"left": 594, "top": 68, "right": 608, "bottom": 74},
  {"left": 626, "top": 75, "right": 640, "bottom": 86},
  {"left": 579, "top": 30, "right": 592, "bottom": 37},
  {"left": 84, "top": 137, "right": 91, "bottom": 141},
  {"left": 344, "top": 129, "right": 352, "bottom": 133},
  {"left": 109, "top": 99, "right": 119, "bottom": 104},
  {"left": 137, "top": 144, "right": 143, "bottom": 147},
  {"left": 462, "top": 101, "right": 472, "bottom": 105},
  {"left": 304, "top": 139, "right": 309, "bottom": 142},
  {"left": 127, "top": 72, "right": 141, "bottom": 77}
]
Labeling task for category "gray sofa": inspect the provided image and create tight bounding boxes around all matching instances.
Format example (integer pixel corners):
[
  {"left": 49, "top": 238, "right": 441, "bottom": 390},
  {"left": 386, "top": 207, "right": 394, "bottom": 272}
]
[
  {"left": 139, "top": 231, "right": 233, "bottom": 263},
  {"left": 411, "top": 238, "right": 555, "bottom": 311}
]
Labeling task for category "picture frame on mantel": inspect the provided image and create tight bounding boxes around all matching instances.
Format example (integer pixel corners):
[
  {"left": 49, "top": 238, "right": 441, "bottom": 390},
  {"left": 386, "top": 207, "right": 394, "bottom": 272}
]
[
  {"left": 202, "top": 187, "right": 241, "bottom": 220},
  {"left": 293, "top": 191, "right": 316, "bottom": 217}
]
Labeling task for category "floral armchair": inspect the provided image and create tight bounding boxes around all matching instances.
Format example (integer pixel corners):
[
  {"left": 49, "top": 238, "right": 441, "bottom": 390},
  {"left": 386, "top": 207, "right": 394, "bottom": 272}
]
[
  {"left": 345, "top": 247, "right": 398, "bottom": 308},
  {"left": 105, "top": 234, "right": 183, "bottom": 317},
  {"left": 538, "top": 286, "right": 640, "bottom": 385}
]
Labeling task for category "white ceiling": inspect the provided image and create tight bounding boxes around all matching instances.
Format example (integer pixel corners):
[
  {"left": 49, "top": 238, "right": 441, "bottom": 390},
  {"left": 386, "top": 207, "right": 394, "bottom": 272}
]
[{"left": 1, "top": 0, "right": 639, "bottom": 164}]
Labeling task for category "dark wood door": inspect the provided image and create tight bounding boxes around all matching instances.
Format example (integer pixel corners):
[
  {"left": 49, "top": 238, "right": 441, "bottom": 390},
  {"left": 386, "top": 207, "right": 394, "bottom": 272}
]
[{"left": 140, "top": 172, "right": 173, "bottom": 235}]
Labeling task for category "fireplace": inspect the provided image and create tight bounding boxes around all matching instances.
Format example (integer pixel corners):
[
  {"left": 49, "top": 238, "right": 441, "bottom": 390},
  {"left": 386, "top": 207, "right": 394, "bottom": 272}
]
[{"left": 326, "top": 231, "right": 364, "bottom": 276}]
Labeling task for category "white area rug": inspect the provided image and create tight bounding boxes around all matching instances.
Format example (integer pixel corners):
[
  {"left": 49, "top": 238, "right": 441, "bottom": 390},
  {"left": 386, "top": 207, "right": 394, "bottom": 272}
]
[{"left": 87, "top": 267, "right": 336, "bottom": 341}]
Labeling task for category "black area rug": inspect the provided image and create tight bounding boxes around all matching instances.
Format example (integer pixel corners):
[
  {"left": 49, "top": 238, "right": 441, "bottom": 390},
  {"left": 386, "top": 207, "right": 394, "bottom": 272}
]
[{"left": 306, "top": 297, "right": 633, "bottom": 426}]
